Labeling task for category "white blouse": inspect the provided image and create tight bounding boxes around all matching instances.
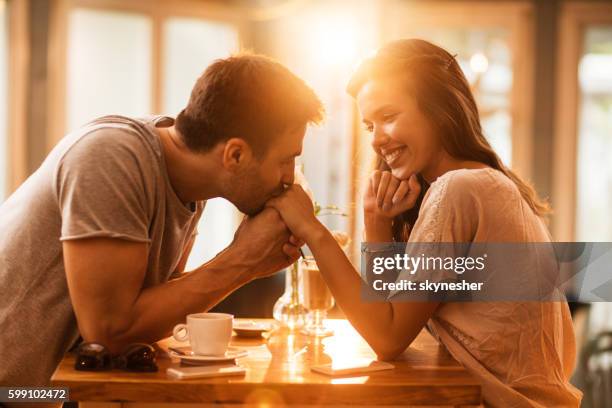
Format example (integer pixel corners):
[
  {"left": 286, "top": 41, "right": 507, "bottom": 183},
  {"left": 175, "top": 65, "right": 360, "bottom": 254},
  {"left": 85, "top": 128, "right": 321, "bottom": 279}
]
[{"left": 409, "top": 168, "right": 582, "bottom": 408}]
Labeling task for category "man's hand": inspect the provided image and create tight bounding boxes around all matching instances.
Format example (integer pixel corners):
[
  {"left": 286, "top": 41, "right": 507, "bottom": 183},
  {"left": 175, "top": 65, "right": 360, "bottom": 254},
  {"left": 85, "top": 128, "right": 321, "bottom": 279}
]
[
  {"left": 62, "top": 209, "right": 300, "bottom": 354},
  {"left": 222, "top": 208, "right": 302, "bottom": 283}
]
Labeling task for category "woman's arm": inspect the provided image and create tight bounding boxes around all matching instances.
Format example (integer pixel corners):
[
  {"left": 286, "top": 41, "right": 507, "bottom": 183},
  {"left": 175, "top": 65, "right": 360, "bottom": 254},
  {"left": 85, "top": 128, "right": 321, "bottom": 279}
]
[
  {"left": 307, "top": 224, "right": 439, "bottom": 360},
  {"left": 364, "top": 212, "right": 394, "bottom": 242},
  {"left": 268, "top": 180, "right": 437, "bottom": 360}
]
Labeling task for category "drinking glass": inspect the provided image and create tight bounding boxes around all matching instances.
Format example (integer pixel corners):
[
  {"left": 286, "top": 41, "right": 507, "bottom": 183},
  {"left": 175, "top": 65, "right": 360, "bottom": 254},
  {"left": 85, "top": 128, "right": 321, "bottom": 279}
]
[{"left": 300, "top": 256, "right": 334, "bottom": 336}]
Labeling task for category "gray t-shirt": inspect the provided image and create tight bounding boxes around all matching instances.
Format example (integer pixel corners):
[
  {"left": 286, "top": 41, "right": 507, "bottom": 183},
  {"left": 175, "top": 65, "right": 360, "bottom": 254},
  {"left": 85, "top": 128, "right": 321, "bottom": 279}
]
[{"left": 0, "top": 115, "right": 204, "bottom": 386}]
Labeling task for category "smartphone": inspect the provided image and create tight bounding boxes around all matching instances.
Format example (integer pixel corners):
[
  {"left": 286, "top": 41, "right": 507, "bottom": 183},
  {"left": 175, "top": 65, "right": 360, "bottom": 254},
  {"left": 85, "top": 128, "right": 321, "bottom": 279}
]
[
  {"left": 167, "top": 364, "right": 246, "bottom": 380},
  {"left": 311, "top": 359, "right": 395, "bottom": 376}
]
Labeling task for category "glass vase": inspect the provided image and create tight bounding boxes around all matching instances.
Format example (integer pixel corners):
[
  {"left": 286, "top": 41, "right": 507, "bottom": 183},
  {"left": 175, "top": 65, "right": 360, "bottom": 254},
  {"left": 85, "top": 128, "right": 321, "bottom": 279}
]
[{"left": 272, "top": 262, "right": 307, "bottom": 330}]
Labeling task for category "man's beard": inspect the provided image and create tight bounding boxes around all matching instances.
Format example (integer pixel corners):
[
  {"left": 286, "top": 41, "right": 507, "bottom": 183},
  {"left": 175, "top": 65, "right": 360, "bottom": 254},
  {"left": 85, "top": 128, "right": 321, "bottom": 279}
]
[
  {"left": 234, "top": 189, "right": 270, "bottom": 216},
  {"left": 236, "top": 185, "right": 284, "bottom": 216},
  {"left": 239, "top": 199, "right": 266, "bottom": 216}
]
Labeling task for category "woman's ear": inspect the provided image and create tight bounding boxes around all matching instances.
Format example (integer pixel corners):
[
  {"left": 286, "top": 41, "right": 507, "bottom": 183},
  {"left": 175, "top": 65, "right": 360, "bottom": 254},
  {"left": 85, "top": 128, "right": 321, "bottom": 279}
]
[{"left": 222, "top": 138, "right": 253, "bottom": 172}]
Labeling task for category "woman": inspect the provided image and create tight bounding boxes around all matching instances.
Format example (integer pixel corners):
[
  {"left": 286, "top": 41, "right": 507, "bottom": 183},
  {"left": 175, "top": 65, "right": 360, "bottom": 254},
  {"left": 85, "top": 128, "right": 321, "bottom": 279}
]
[{"left": 269, "top": 39, "right": 582, "bottom": 407}]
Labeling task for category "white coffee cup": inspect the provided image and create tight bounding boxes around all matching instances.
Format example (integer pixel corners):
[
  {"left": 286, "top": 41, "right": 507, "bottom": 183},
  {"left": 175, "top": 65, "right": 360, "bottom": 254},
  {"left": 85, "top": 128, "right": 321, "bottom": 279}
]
[{"left": 172, "top": 313, "right": 234, "bottom": 356}]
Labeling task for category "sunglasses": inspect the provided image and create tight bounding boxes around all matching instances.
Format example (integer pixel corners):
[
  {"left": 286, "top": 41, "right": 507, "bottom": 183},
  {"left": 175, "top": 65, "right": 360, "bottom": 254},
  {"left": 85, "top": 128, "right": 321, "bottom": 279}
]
[{"left": 74, "top": 342, "right": 158, "bottom": 372}]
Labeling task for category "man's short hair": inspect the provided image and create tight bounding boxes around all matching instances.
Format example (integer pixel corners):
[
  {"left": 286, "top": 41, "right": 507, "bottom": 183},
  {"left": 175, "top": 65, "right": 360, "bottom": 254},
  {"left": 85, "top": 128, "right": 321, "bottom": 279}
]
[{"left": 175, "top": 53, "right": 324, "bottom": 156}]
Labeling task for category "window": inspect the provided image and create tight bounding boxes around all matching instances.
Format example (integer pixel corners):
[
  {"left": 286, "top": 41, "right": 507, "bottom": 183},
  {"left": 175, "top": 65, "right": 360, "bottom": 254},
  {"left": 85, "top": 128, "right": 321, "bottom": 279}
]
[
  {"left": 576, "top": 27, "right": 612, "bottom": 241},
  {"left": 51, "top": 1, "right": 242, "bottom": 267},
  {"left": 397, "top": 28, "right": 513, "bottom": 167},
  {"left": 162, "top": 17, "right": 238, "bottom": 114},
  {"left": 382, "top": 1, "right": 535, "bottom": 175},
  {"left": 161, "top": 17, "right": 239, "bottom": 269},
  {"left": 0, "top": 0, "right": 8, "bottom": 201},
  {"left": 67, "top": 8, "right": 152, "bottom": 130},
  {"left": 554, "top": 3, "right": 612, "bottom": 241},
  {"left": 257, "top": 1, "right": 380, "bottom": 262},
  {"left": 257, "top": 1, "right": 532, "bottom": 261}
]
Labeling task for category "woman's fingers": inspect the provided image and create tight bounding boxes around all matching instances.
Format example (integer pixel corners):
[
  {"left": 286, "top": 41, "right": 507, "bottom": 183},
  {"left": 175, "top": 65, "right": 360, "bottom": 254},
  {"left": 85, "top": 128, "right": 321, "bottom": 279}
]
[
  {"left": 365, "top": 171, "right": 421, "bottom": 217},
  {"left": 265, "top": 184, "right": 319, "bottom": 244},
  {"left": 376, "top": 171, "right": 391, "bottom": 208},
  {"left": 265, "top": 188, "right": 298, "bottom": 212},
  {"left": 404, "top": 174, "right": 422, "bottom": 207},
  {"left": 369, "top": 170, "right": 382, "bottom": 197},
  {"left": 382, "top": 176, "right": 399, "bottom": 211},
  {"left": 392, "top": 180, "right": 410, "bottom": 205}
]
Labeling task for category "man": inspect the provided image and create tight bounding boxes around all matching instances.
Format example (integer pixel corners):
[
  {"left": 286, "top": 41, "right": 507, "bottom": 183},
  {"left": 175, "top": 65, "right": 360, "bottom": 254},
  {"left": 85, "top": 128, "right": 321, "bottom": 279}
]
[{"left": 0, "top": 53, "right": 323, "bottom": 387}]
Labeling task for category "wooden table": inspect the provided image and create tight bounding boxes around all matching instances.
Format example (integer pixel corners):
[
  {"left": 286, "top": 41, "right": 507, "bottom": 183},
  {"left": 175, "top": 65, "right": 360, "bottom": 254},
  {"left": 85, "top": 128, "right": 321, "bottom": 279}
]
[{"left": 51, "top": 319, "right": 482, "bottom": 407}]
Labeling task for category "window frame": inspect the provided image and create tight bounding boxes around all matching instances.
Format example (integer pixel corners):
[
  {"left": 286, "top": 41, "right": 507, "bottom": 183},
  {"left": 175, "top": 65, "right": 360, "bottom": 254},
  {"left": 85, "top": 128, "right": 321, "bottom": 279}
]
[
  {"left": 552, "top": 1, "right": 612, "bottom": 241},
  {"left": 5, "top": 0, "right": 29, "bottom": 196},
  {"left": 46, "top": 0, "right": 247, "bottom": 263},
  {"left": 346, "top": 1, "right": 535, "bottom": 260},
  {"left": 46, "top": 0, "right": 247, "bottom": 148},
  {"left": 379, "top": 0, "right": 536, "bottom": 179}
]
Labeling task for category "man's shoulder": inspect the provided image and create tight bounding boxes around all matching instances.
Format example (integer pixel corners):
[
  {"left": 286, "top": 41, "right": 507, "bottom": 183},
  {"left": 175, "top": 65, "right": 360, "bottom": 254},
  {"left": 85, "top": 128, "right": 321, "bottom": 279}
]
[
  {"left": 74, "top": 115, "right": 157, "bottom": 148},
  {"left": 58, "top": 115, "right": 161, "bottom": 166}
]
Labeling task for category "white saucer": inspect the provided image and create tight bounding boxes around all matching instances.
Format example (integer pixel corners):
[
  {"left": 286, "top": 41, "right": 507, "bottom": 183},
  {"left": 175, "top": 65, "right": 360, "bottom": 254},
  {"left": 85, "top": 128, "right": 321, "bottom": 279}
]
[
  {"left": 168, "top": 346, "right": 248, "bottom": 363},
  {"left": 233, "top": 321, "right": 274, "bottom": 337}
]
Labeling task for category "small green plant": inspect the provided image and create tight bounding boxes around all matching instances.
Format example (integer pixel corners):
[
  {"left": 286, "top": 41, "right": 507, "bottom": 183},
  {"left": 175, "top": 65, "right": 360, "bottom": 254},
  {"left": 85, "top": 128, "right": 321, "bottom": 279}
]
[{"left": 314, "top": 203, "right": 348, "bottom": 217}]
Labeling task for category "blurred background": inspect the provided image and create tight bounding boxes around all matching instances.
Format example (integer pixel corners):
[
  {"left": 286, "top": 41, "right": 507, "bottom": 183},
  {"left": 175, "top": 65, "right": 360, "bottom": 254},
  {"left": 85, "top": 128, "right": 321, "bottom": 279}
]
[{"left": 1, "top": 0, "right": 611, "bottom": 403}]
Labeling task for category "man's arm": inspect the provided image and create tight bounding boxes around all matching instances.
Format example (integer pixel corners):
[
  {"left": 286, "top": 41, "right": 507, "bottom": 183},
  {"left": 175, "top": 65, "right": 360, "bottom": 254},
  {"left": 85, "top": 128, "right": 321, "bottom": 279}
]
[
  {"left": 64, "top": 209, "right": 298, "bottom": 353},
  {"left": 168, "top": 233, "right": 196, "bottom": 280}
]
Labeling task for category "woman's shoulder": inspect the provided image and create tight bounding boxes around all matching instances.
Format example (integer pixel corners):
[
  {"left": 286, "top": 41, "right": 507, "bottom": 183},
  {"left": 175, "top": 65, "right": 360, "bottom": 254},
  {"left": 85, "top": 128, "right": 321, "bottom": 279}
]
[
  {"left": 425, "top": 167, "right": 520, "bottom": 208},
  {"left": 413, "top": 167, "right": 524, "bottom": 242}
]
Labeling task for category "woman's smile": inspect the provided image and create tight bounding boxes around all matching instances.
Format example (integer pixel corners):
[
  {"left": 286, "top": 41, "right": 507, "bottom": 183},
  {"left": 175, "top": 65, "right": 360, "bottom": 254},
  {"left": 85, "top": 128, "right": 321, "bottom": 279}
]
[{"left": 382, "top": 146, "right": 407, "bottom": 167}]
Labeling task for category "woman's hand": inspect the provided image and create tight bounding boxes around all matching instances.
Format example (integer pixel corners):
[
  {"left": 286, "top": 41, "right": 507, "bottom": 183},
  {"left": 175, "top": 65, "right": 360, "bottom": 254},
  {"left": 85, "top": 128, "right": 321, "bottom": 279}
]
[
  {"left": 265, "top": 184, "right": 324, "bottom": 245},
  {"left": 364, "top": 171, "right": 421, "bottom": 219}
]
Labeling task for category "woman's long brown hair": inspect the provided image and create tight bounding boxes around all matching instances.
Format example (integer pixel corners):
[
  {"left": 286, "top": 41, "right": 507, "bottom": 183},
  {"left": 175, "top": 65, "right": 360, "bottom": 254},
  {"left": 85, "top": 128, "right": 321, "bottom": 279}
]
[{"left": 347, "top": 39, "right": 549, "bottom": 241}]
